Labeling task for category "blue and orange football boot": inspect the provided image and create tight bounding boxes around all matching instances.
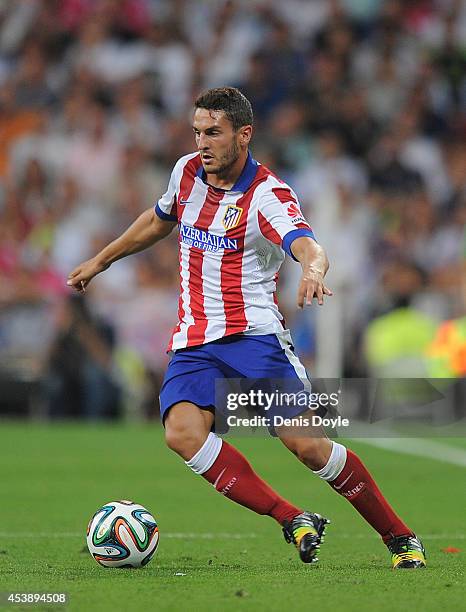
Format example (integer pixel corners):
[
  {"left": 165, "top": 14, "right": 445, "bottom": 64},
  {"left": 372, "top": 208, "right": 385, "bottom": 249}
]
[{"left": 282, "top": 511, "right": 330, "bottom": 564}]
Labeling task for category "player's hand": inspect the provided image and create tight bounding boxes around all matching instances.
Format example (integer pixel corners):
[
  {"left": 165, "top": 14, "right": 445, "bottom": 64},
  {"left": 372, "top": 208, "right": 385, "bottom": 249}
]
[
  {"left": 67, "top": 257, "right": 109, "bottom": 293},
  {"left": 297, "top": 269, "right": 333, "bottom": 308}
]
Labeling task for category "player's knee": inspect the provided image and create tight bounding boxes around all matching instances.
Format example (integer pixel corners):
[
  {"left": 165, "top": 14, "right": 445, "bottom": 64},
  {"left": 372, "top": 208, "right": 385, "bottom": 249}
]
[
  {"left": 293, "top": 438, "right": 332, "bottom": 471},
  {"left": 164, "top": 421, "right": 207, "bottom": 461}
]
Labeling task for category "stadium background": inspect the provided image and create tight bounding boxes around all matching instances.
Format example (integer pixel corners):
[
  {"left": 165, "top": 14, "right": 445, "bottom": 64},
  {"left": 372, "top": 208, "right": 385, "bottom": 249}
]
[
  {"left": 0, "top": 2, "right": 465, "bottom": 610},
  {"left": 0, "top": 0, "right": 465, "bottom": 419}
]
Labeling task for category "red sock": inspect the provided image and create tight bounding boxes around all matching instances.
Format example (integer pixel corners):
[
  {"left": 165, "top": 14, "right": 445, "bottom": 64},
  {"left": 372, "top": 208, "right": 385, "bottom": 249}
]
[
  {"left": 330, "top": 450, "right": 413, "bottom": 542},
  {"left": 202, "top": 441, "right": 302, "bottom": 525}
]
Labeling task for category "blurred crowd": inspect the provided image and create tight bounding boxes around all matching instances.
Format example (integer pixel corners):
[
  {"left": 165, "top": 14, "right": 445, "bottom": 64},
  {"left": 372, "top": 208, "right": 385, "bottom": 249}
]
[{"left": 0, "top": 0, "right": 465, "bottom": 418}]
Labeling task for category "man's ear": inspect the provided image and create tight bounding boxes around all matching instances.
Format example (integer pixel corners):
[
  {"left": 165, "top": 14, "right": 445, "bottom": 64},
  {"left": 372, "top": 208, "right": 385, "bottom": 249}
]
[{"left": 238, "top": 125, "right": 253, "bottom": 147}]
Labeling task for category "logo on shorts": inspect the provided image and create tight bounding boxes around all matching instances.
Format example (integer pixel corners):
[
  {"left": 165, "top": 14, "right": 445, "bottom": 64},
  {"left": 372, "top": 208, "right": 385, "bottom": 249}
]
[{"left": 222, "top": 205, "right": 243, "bottom": 230}]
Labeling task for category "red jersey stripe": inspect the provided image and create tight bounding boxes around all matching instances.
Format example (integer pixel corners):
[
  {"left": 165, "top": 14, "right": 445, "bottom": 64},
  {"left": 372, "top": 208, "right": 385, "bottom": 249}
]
[
  {"left": 220, "top": 166, "right": 270, "bottom": 335},
  {"left": 295, "top": 221, "right": 312, "bottom": 230},
  {"left": 177, "top": 155, "right": 201, "bottom": 217},
  {"left": 169, "top": 157, "right": 200, "bottom": 351},
  {"left": 220, "top": 184, "right": 265, "bottom": 335},
  {"left": 258, "top": 211, "right": 282, "bottom": 245},
  {"left": 186, "top": 189, "right": 224, "bottom": 346},
  {"left": 272, "top": 187, "right": 297, "bottom": 204},
  {"left": 169, "top": 196, "right": 177, "bottom": 219}
]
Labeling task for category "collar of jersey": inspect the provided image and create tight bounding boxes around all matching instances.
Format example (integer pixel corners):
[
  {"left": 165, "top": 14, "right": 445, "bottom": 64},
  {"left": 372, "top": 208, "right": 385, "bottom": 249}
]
[{"left": 195, "top": 151, "right": 259, "bottom": 193}]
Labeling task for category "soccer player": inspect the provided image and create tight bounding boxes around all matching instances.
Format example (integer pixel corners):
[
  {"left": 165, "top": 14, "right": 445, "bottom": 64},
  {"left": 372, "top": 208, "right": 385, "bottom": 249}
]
[{"left": 68, "top": 87, "right": 425, "bottom": 569}]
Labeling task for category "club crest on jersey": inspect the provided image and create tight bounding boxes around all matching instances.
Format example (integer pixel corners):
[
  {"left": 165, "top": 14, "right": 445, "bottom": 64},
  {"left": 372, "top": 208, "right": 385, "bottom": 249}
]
[
  {"left": 180, "top": 223, "right": 238, "bottom": 252},
  {"left": 222, "top": 205, "right": 243, "bottom": 230}
]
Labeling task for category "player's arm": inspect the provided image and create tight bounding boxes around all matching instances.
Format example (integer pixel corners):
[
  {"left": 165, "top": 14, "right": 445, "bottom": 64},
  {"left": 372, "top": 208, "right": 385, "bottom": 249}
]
[
  {"left": 67, "top": 208, "right": 176, "bottom": 293},
  {"left": 290, "top": 236, "right": 332, "bottom": 308},
  {"left": 257, "top": 186, "right": 333, "bottom": 308}
]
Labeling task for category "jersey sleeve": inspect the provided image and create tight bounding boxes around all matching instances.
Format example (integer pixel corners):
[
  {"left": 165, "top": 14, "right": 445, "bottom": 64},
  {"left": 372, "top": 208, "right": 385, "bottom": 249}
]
[
  {"left": 257, "top": 186, "right": 316, "bottom": 261},
  {"left": 154, "top": 163, "right": 180, "bottom": 222}
]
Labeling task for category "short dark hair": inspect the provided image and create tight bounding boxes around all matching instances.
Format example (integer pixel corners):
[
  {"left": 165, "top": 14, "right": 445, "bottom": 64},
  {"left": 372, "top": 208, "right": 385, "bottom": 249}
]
[{"left": 194, "top": 87, "right": 253, "bottom": 131}]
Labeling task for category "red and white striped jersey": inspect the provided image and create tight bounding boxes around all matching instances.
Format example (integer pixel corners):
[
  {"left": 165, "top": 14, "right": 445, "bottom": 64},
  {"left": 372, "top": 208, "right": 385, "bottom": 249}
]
[{"left": 155, "top": 152, "right": 315, "bottom": 351}]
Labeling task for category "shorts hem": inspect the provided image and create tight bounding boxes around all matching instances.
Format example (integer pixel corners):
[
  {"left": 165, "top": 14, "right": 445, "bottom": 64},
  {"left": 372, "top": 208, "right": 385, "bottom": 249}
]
[{"left": 160, "top": 399, "right": 215, "bottom": 426}]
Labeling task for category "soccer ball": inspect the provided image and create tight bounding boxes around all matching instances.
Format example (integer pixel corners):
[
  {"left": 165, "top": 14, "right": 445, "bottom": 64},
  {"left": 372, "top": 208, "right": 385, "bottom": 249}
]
[{"left": 86, "top": 500, "right": 159, "bottom": 568}]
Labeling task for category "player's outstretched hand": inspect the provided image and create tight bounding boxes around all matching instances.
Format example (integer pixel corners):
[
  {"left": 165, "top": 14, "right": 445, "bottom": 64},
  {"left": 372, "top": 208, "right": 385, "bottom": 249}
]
[
  {"left": 297, "top": 269, "right": 333, "bottom": 308},
  {"left": 67, "top": 257, "right": 109, "bottom": 293}
]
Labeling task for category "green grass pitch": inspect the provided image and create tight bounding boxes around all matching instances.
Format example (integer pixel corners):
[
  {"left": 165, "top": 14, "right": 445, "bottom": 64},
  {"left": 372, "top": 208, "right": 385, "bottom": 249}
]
[{"left": 0, "top": 423, "right": 464, "bottom": 611}]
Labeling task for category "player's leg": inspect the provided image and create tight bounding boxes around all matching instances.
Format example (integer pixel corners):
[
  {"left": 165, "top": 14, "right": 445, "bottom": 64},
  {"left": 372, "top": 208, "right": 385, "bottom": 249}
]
[
  {"left": 276, "top": 416, "right": 426, "bottom": 568},
  {"left": 164, "top": 400, "right": 214, "bottom": 460},
  {"left": 164, "top": 401, "right": 304, "bottom": 526},
  {"left": 160, "top": 343, "right": 326, "bottom": 563}
]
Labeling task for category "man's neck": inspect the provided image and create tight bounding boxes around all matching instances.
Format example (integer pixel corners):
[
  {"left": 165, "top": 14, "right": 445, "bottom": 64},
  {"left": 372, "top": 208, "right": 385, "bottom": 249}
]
[{"left": 205, "top": 150, "right": 249, "bottom": 190}]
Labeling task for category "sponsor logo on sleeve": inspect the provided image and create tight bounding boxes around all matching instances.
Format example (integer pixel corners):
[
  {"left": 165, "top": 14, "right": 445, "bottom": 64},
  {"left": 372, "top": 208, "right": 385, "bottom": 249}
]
[
  {"left": 272, "top": 187, "right": 308, "bottom": 225},
  {"left": 287, "top": 202, "right": 307, "bottom": 224}
]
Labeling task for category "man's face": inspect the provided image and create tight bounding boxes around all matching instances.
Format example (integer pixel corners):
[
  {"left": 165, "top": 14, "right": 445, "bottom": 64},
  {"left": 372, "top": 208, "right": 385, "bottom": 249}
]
[{"left": 193, "top": 108, "right": 248, "bottom": 174}]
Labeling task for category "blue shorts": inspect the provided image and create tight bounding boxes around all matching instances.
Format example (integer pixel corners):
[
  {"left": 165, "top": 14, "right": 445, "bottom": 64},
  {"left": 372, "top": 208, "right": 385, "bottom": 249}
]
[{"left": 159, "top": 330, "right": 311, "bottom": 432}]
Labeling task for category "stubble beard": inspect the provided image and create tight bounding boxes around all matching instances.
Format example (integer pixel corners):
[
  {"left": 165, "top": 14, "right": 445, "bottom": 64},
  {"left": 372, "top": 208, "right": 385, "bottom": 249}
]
[{"left": 208, "top": 140, "right": 240, "bottom": 176}]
